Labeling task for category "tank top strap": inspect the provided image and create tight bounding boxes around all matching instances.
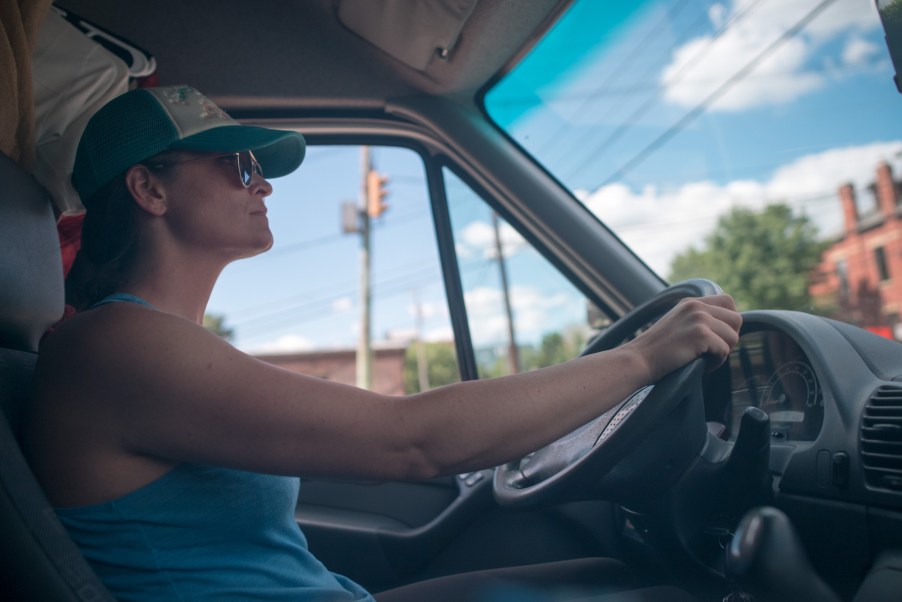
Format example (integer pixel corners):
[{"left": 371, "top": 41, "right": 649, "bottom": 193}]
[{"left": 90, "top": 292, "right": 155, "bottom": 309}]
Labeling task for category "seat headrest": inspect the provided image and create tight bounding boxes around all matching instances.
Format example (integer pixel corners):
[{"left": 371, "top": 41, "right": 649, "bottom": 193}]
[{"left": 0, "top": 152, "right": 64, "bottom": 352}]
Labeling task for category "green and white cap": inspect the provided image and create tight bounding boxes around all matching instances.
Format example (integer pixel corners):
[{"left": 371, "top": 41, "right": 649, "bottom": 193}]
[{"left": 73, "top": 85, "right": 306, "bottom": 202}]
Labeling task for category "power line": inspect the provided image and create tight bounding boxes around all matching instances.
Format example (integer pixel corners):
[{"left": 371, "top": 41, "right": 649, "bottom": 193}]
[
  {"left": 233, "top": 258, "right": 497, "bottom": 344},
  {"left": 563, "top": 0, "right": 770, "bottom": 181},
  {"left": 545, "top": 0, "right": 722, "bottom": 162},
  {"left": 488, "top": 59, "right": 881, "bottom": 108},
  {"left": 264, "top": 231, "right": 345, "bottom": 257},
  {"left": 229, "top": 259, "right": 441, "bottom": 326},
  {"left": 591, "top": 0, "right": 839, "bottom": 189},
  {"left": 528, "top": 0, "right": 695, "bottom": 151},
  {"left": 235, "top": 260, "right": 447, "bottom": 332},
  {"left": 241, "top": 183, "right": 840, "bottom": 340},
  {"left": 235, "top": 266, "right": 445, "bottom": 344},
  {"left": 536, "top": 0, "right": 776, "bottom": 171}
]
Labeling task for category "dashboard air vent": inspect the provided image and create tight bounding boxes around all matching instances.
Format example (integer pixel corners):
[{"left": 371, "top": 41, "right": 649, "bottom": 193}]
[{"left": 861, "top": 385, "right": 902, "bottom": 491}]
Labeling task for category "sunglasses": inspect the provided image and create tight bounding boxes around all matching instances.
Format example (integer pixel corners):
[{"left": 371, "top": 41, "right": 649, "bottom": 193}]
[{"left": 147, "top": 150, "right": 263, "bottom": 187}]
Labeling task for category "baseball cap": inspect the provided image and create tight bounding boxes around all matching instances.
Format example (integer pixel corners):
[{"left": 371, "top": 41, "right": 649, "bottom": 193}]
[{"left": 72, "top": 85, "right": 306, "bottom": 202}]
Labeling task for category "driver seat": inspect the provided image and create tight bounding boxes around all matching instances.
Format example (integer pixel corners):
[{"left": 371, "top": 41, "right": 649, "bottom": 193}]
[{"left": 0, "top": 150, "right": 115, "bottom": 600}]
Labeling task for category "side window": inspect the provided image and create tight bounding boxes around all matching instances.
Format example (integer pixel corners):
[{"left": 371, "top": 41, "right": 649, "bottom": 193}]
[
  {"left": 443, "top": 168, "right": 598, "bottom": 378},
  {"left": 207, "top": 145, "right": 459, "bottom": 394}
]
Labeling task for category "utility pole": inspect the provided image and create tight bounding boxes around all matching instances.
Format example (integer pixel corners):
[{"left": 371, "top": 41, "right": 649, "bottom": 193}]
[
  {"left": 413, "top": 289, "right": 430, "bottom": 392},
  {"left": 343, "top": 146, "right": 389, "bottom": 390},
  {"left": 492, "top": 211, "right": 520, "bottom": 374},
  {"left": 357, "top": 146, "right": 373, "bottom": 389}
]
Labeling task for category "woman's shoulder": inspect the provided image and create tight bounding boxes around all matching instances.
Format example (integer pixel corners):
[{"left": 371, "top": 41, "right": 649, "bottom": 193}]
[{"left": 38, "top": 303, "right": 225, "bottom": 381}]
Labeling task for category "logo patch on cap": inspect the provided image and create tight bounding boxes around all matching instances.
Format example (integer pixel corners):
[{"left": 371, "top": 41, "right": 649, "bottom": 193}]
[{"left": 150, "top": 85, "right": 235, "bottom": 138}]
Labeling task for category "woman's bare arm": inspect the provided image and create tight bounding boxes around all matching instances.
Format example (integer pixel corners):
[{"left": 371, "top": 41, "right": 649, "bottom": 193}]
[{"left": 36, "top": 295, "right": 741, "bottom": 482}]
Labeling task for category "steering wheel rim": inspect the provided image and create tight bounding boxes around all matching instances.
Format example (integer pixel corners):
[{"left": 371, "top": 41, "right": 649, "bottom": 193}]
[{"left": 493, "top": 279, "right": 722, "bottom": 507}]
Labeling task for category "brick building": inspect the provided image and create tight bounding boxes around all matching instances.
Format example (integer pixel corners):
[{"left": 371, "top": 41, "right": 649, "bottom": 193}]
[
  {"left": 810, "top": 161, "right": 902, "bottom": 338},
  {"left": 254, "top": 345, "right": 408, "bottom": 395}
]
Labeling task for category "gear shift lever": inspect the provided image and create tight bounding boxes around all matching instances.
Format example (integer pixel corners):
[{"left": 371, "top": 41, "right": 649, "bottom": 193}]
[{"left": 726, "top": 506, "right": 840, "bottom": 602}]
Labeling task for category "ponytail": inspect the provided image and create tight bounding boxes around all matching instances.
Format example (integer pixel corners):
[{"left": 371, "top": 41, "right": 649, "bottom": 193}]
[{"left": 65, "top": 174, "right": 139, "bottom": 310}]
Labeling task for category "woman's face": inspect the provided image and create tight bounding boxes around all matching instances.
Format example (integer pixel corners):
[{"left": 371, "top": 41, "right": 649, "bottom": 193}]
[{"left": 152, "top": 151, "right": 276, "bottom": 261}]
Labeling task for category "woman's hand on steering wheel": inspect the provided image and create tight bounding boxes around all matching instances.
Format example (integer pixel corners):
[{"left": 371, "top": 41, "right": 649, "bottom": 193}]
[
  {"left": 622, "top": 294, "right": 742, "bottom": 383},
  {"left": 494, "top": 280, "right": 743, "bottom": 508}
]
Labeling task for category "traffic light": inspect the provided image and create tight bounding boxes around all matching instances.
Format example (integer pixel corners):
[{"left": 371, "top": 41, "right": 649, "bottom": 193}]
[{"left": 366, "top": 169, "right": 389, "bottom": 218}]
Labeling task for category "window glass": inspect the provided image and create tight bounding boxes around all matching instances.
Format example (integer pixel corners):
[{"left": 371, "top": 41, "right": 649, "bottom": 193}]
[
  {"left": 837, "top": 259, "right": 850, "bottom": 300},
  {"left": 443, "top": 168, "right": 597, "bottom": 377},
  {"left": 485, "top": 0, "right": 902, "bottom": 339},
  {"left": 207, "top": 145, "right": 458, "bottom": 394},
  {"left": 876, "top": 246, "right": 891, "bottom": 281}
]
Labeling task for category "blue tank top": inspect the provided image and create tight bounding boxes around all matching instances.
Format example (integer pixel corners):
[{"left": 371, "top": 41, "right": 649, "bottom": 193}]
[
  {"left": 58, "top": 294, "right": 375, "bottom": 601},
  {"left": 56, "top": 465, "right": 374, "bottom": 601}
]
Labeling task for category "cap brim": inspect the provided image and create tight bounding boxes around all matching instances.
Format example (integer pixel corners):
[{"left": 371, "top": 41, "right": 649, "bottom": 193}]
[{"left": 170, "top": 125, "right": 306, "bottom": 179}]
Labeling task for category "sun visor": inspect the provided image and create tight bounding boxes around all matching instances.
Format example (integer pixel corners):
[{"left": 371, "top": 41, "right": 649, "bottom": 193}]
[{"left": 337, "top": 0, "right": 478, "bottom": 71}]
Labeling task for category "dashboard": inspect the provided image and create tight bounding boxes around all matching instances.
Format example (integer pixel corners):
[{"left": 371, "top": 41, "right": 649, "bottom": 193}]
[
  {"left": 709, "top": 311, "right": 902, "bottom": 510},
  {"left": 614, "top": 310, "right": 902, "bottom": 599},
  {"left": 727, "top": 328, "right": 824, "bottom": 442}
]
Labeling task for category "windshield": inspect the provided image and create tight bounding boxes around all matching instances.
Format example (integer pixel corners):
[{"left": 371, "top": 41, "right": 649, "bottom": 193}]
[{"left": 485, "top": 0, "right": 902, "bottom": 337}]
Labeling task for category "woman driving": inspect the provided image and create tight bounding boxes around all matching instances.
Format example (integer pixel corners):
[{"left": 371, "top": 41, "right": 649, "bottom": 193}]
[{"left": 24, "top": 85, "right": 741, "bottom": 602}]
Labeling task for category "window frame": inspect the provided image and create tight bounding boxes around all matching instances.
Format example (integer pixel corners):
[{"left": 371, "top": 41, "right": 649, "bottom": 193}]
[{"left": 239, "top": 110, "right": 660, "bottom": 381}]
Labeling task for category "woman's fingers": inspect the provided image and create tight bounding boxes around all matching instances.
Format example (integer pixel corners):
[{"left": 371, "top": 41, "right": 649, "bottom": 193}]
[
  {"left": 631, "top": 294, "right": 743, "bottom": 381},
  {"left": 677, "top": 296, "right": 742, "bottom": 370}
]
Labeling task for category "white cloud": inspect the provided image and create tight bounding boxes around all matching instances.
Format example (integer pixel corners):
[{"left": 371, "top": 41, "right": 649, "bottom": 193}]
[
  {"left": 662, "top": 0, "right": 881, "bottom": 112},
  {"left": 584, "top": 141, "right": 902, "bottom": 275},
  {"left": 242, "top": 334, "right": 315, "bottom": 354},
  {"left": 766, "top": 141, "right": 902, "bottom": 232},
  {"left": 331, "top": 296, "right": 353, "bottom": 313},
  {"left": 455, "top": 242, "right": 473, "bottom": 260},
  {"left": 407, "top": 300, "right": 448, "bottom": 320},
  {"left": 709, "top": 3, "right": 727, "bottom": 29},
  {"left": 460, "top": 220, "right": 495, "bottom": 248},
  {"left": 457, "top": 219, "right": 526, "bottom": 260},
  {"left": 425, "top": 326, "right": 455, "bottom": 342},
  {"left": 843, "top": 36, "right": 879, "bottom": 66},
  {"left": 386, "top": 324, "right": 455, "bottom": 344},
  {"left": 385, "top": 327, "right": 417, "bottom": 342},
  {"left": 463, "top": 285, "right": 572, "bottom": 346}
]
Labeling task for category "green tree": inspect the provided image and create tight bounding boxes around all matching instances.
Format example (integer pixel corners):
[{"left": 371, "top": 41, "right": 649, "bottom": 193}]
[
  {"left": 521, "top": 329, "right": 589, "bottom": 371},
  {"left": 668, "top": 204, "right": 827, "bottom": 311},
  {"left": 479, "top": 327, "right": 590, "bottom": 377},
  {"left": 203, "top": 313, "right": 234, "bottom": 341},
  {"left": 404, "top": 341, "right": 461, "bottom": 393}
]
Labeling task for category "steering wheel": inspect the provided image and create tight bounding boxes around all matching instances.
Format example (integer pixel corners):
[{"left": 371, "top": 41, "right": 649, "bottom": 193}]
[{"left": 493, "top": 279, "right": 723, "bottom": 507}]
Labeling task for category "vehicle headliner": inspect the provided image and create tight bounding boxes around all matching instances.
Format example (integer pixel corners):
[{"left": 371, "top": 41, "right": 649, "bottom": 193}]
[{"left": 57, "top": 0, "right": 569, "bottom": 112}]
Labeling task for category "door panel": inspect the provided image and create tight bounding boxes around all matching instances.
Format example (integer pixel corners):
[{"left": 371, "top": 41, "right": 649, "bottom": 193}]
[{"left": 297, "top": 473, "right": 493, "bottom": 588}]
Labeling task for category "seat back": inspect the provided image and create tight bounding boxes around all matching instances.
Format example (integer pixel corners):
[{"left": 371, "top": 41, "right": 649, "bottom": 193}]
[{"left": 0, "top": 151, "right": 114, "bottom": 600}]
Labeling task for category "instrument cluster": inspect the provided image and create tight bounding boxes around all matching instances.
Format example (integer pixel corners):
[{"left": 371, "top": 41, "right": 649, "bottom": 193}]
[{"left": 727, "top": 328, "right": 824, "bottom": 442}]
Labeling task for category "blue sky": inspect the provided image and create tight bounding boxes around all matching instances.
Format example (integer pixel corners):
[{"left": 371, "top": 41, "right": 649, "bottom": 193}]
[
  {"left": 487, "top": 0, "right": 902, "bottom": 272},
  {"left": 208, "top": 146, "right": 450, "bottom": 352},
  {"left": 210, "top": 0, "right": 902, "bottom": 352}
]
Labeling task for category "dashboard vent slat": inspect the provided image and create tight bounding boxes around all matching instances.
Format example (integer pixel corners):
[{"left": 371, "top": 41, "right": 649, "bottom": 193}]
[{"left": 861, "top": 385, "right": 902, "bottom": 491}]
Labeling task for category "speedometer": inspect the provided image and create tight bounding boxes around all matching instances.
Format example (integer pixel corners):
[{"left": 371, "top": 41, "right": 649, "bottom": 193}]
[
  {"left": 763, "top": 360, "right": 824, "bottom": 440},
  {"left": 730, "top": 331, "right": 827, "bottom": 442},
  {"left": 764, "top": 360, "right": 821, "bottom": 410}
]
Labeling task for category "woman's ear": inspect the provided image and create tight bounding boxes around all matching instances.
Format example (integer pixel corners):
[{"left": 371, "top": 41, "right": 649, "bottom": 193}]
[{"left": 125, "top": 165, "right": 169, "bottom": 216}]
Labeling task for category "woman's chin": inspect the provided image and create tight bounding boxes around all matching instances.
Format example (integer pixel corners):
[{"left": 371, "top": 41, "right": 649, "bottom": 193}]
[{"left": 232, "top": 235, "right": 274, "bottom": 260}]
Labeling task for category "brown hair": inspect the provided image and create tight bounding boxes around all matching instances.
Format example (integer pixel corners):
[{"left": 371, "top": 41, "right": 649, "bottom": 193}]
[{"left": 65, "top": 173, "right": 140, "bottom": 310}]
